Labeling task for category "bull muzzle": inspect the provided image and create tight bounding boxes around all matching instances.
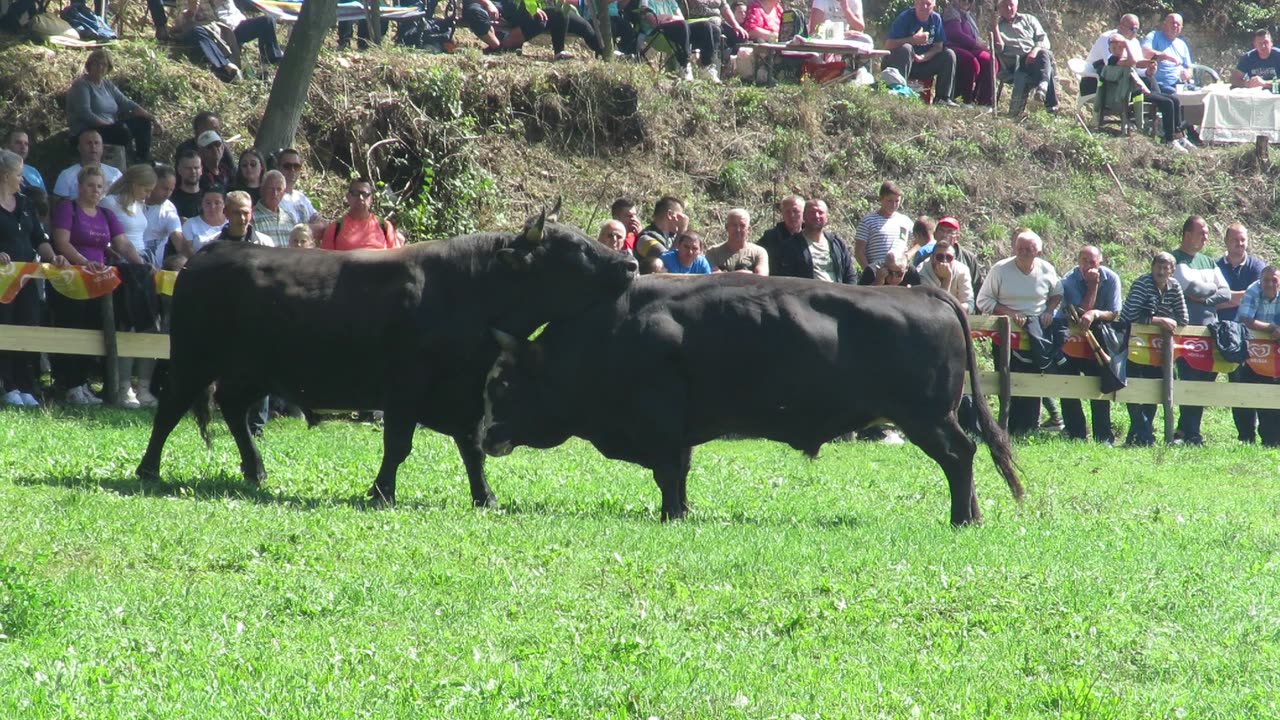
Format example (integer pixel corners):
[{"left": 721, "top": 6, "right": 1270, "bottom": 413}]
[{"left": 479, "top": 423, "right": 514, "bottom": 457}]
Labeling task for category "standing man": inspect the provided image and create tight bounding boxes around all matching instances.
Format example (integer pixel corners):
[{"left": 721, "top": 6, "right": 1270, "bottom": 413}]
[
  {"left": 1236, "top": 266, "right": 1280, "bottom": 446},
  {"left": 854, "top": 181, "right": 912, "bottom": 271},
  {"left": 772, "top": 199, "right": 855, "bottom": 283},
  {"left": 174, "top": 111, "right": 235, "bottom": 178},
  {"left": 276, "top": 148, "right": 326, "bottom": 238},
  {"left": 321, "top": 178, "right": 401, "bottom": 251},
  {"left": 884, "top": 0, "right": 960, "bottom": 108},
  {"left": 707, "top": 208, "right": 768, "bottom": 275},
  {"left": 1119, "top": 253, "right": 1188, "bottom": 447},
  {"left": 1171, "top": 215, "right": 1243, "bottom": 445},
  {"left": 252, "top": 170, "right": 297, "bottom": 249},
  {"left": 1230, "top": 29, "right": 1280, "bottom": 89},
  {"left": 993, "top": 0, "right": 1058, "bottom": 115},
  {"left": 196, "top": 130, "right": 231, "bottom": 192},
  {"left": 1054, "top": 245, "right": 1122, "bottom": 444},
  {"left": 634, "top": 195, "right": 690, "bottom": 264},
  {"left": 976, "top": 228, "right": 1062, "bottom": 435},
  {"left": 141, "top": 165, "right": 186, "bottom": 265},
  {"left": 758, "top": 194, "right": 803, "bottom": 260},
  {"left": 1143, "top": 13, "right": 1194, "bottom": 94},
  {"left": 1217, "top": 223, "right": 1266, "bottom": 442},
  {"left": 5, "top": 129, "right": 45, "bottom": 192}
]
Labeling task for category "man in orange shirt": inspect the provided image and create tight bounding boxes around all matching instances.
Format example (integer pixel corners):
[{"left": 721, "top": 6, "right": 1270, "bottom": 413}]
[{"left": 320, "top": 178, "right": 402, "bottom": 251}]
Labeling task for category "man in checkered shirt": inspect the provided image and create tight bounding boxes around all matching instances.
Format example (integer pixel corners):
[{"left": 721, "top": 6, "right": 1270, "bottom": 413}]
[{"left": 1235, "top": 265, "right": 1280, "bottom": 446}]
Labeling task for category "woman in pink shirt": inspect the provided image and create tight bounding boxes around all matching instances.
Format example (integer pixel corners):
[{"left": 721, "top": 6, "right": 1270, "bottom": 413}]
[
  {"left": 320, "top": 178, "right": 401, "bottom": 251},
  {"left": 743, "top": 0, "right": 782, "bottom": 40}
]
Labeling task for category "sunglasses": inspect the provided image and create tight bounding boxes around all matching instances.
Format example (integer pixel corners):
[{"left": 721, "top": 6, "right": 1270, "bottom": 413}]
[
  {"left": 886, "top": 268, "right": 906, "bottom": 277},
  {"left": 348, "top": 189, "right": 372, "bottom": 198},
  {"left": 934, "top": 253, "right": 955, "bottom": 261}
]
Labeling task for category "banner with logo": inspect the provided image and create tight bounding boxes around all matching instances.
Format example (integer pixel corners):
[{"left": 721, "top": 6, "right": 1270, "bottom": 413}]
[
  {"left": 1247, "top": 339, "right": 1280, "bottom": 378},
  {"left": 1125, "top": 326, "right": 1239, "bottom": 373},
  {"left": 970, "top": 325, "right": 1030, "bottom": 351},
  {"left": 0, "top": 263, "right": 179, "bottom": 304}
]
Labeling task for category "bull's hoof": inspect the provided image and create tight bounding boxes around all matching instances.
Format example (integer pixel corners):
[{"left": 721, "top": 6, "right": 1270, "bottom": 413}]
[
  {"left": 366, "top": 485, "right": 396, "bottom": 507},
  {"left": 242, "top": 469, "right": 266, "bottom": 487},
  {"left": 136, "top": 464, "right": 160, "bottom": 483},
  {"left": 660, "top": 509, "right": 690, "bottom": 522},
  {"left": 472, "top": 494, "right": 500, "bottom": 509}
]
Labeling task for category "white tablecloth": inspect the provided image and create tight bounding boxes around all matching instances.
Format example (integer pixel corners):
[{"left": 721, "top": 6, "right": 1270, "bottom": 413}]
[{"left": 1192, "top": 87, "right": 1280, "bottom": 144}]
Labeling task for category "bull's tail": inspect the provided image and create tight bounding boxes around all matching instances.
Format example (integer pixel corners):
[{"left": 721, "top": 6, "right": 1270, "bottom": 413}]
[
  {"left": 955, "top": 301, "right": 1025, "bottom": 501},
  {"left": 194, "top": 384, "right": 215, "bottom": 449}
]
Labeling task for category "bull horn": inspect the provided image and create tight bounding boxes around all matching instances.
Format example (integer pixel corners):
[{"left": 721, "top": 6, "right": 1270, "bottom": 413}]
[
  {"left": 526, "top": 209, "right": 546, "bottom": 246},
  {"left": 546, "top": 197, "right": 562, "bottom": 223},
  {"left": 491, "top": 329, "right": 521, "bottom": 354}
]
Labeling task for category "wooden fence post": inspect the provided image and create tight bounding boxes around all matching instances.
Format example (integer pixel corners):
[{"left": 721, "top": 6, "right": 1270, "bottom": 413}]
[
  {"left": 1161, "top": 326, "right": 1175, "bottom": 443},
  {"left": 1256, "top": 135, "right": 1270, "bottom": 170},
  {"left": 100, "top": 295, "right": 119, "bottom": 406},
  {"left": 998, "top": 315, "right": 1012, "bottom": 430}
]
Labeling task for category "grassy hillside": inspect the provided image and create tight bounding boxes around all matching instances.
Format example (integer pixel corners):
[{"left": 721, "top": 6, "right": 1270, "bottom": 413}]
[{"left": 2, "top": 0, "right": 1278, "bottom": 282}]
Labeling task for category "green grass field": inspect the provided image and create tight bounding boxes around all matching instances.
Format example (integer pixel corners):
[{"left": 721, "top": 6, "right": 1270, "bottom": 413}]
[{"left": 2, "top": 405, "right": 1279, "bottom": 719}]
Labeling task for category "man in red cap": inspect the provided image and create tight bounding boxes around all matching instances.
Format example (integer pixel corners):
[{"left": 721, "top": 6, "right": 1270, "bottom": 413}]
[{"left": 913, "top": 215, "right": 982, "bottom": 299}]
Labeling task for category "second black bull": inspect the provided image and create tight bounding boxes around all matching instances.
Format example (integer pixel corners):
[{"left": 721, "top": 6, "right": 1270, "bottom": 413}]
[
  {"left": 479, "top": 274, "right": 1024, "bottom": 525},
  {"left": 136, "top": 208, "right": 639, "bottom": 505}
]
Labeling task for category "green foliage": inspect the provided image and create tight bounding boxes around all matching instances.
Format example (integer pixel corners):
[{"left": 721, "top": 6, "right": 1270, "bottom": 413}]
[
  {"left": 0, "top": 563, "right": 62, "bottom": 640},
  {"left": 395, "top": 161, "right": 497, "bottom": 241}
]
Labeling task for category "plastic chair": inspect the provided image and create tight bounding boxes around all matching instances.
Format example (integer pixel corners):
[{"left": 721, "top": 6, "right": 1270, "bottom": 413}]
[
  {"left": 1190, "top": 63, "right": 1221, "bottom": 86},
  {"left": 636, "top": 14, "right": 714, "bottom": 71},
  {"left": 1066, "top": 56, "right": 1097, "bottom": 113}
]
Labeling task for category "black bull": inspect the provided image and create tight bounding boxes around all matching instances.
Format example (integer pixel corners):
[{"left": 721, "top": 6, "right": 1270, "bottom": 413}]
[
  {"left": 479, "top": 275, "right": 1024, "bottom": 525},
  {"left": 136, "top": 213, "right": 639, "bottom": 505}
]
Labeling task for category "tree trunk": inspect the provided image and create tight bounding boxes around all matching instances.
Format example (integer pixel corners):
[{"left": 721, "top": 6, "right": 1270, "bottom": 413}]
[
  {"left": 256, "top": 0, "right": 338, "bottom": 154},
  {"left": 595, "top": 0, "right": 613, "bottom": 59},
  {"left": 365, "top": 0, "right": 382, "bottom": 45}
]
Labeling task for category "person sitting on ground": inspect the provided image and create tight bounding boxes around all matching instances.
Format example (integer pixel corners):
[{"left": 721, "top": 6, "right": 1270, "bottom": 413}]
[
  {"left": 809, "top": 0, "right": 863, "bottom": 36},
  {"left": 175, "top": 191, "right": 226, "bottom": 266},
  {"left": 5, "top": 129, "right": 45, "bottom": 192},
  {"left": 52, "top": 130, "right": 122, "bottom": 205},
  {"left": 597, "top": 219, "right": 630, "bottom": 252},
  {"left": 1053, "top": 245, "right": 1122, "bottom": 444},
  {"left": 993, "top": 0, "right": 1058, "bottom": 115},
  {"left": 288, "top": 222, "right": 315, "bottom": 249},
  {"left": 1235, "top": 266, "right": 1280, "bottom": 446},
  {"left": 635, "top": 195, "right": 690, "bottom": 264},
  {"left": 975, "top": 228, "right": 1062, "bottom": 435},
  {"left": 1171, "top": 215, "right": 1241, "bottom": 446},
  {"left": 610, "top": 196, "right": 641, "bottom": 251},
  {"left": 905, "top": 215, "right": 934, "bottom": 260},
  {"left": 1217, "top": 223, "right": 1267, "bottom": 444},
  {"left": 498, "top": 0, "right": 607, "bottom": 61},
  {"left": 275, "top": 148, "right": 326, "bottom": 239},
  {"left": 638, "top": 0, "right": 719, "bottom": 81},
  {"left": 142, "top": 164, "right": 186, "bottom": 268},
  {"left": 660, "top": 232, "right": 713, "bottom": 274},
  {"left": 321, "top": 178, "right": 402, "bottom": 251},
  {"left": 67, "top": 49, "right": 156, "bottom": 163},
  {"left": 0, "top": 149, "right": 67, "bottom": 408},
  {"left": 252, "top": 170, "right": 296, "bottom": 249},
  {"left": 179, "top": 0, "right": 284, "bottom": 81},
  {"left": 943, "top": 0, "right": 993, "bottom": 106},
  {"left": 916, "top": 236, "right": 973, "bottom": 312},
  {"left": 758, "top": 194, "right": 803, "bottom": 259},
  {"left": 1119, "top": 252, "right": 1187, "bottom": 447},
  {"left": 743, "top": 0, "right": 781, "bottom": 41},
  {"left": 170, "top": 149, "right": 205, "bottom": 221},
  {"left": 463, "top": 0, "right": 506, "bottom": 53},
  {"left": 230, "top": 148, "right": 265, "bottom": 206},
  {"left": 884, "top": 0, "right": 961, "bottom": 108},
  {"left": 174, "top": 111, "right": 236, "bottom": 179},
  {"left": 49, "top": 166, "right": 146, "bottom": 405},
  {"left": 196, "top": 131, "right": 232, "bottom": 192},
  {"left": 772, "top": 198, "right": 855, "bottom": 283},
  {"left": 859, "top": 247, "right": 920, "bottom": 286},
  {"left": 854, "top": 180, "right": 912, "bottom": 270},
  {"left": 98, "top": 164, "right": 156, "bottom": 261},
  {"left": 1093, "top": 33, "right": 1192, "bottom": 151},
  {"left": 220, "top": 190, "right": 271, "bottom": 245},
  {"left": 707, "top": 208, "right": 768, "bottom": 274},
  {"left": 1142, "top": 13, "right": 1193, "bottom": 95},
  {"left": 1231, "top": 28, "right": 1280, "bottom": 89}
]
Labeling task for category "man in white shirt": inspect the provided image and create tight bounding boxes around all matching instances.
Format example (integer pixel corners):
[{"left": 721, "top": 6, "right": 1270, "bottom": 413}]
[
  {"left": 1081, "top": 13, "right": 1151, "bottom": 95},
  {"left": 141, "top": 165, "right": 185, "bottom": 266},
  {"left": 52, "top": 130, "right": 122, "bottom": 204},
  {"left": 275, "top": 148, "right": 325, "bottom": 239}
]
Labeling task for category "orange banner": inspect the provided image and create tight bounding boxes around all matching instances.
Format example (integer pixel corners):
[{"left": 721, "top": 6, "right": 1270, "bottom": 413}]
[
  {"left": 0, "top": 263, "right": 178, "bottom": 304},
  {"left": 1126, "top": 327, "right": 1239, "bottom": 373},
  {"left": 1247, "top": 339, "right": 1280, "bottom": 378},
  {"left": 0, "top": 261, "right": 43, "bottom": 303},
  {"left": 971, "top": 326, "right": 1030, "bottom": 351}
]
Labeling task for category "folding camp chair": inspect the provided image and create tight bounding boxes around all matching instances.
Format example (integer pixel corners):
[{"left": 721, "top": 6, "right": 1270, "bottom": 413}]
[{"left": 1094, "top": 64, "right": 1146, "bottom": 135}]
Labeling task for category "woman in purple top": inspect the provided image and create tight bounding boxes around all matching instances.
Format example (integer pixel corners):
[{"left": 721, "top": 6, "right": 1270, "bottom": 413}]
[
  {"left": 48, "top": 165, "right": 145, "bottom": 404},
  {"left": 942, "top": 0, "right": 994, "bottom": 106}
]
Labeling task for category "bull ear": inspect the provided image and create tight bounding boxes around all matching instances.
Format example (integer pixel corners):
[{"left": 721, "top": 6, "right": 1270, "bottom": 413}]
[
  {"left": 491, "top": 328, "right": 522, "bottom": 356},
  {"left": 545, "top": 197, "right": 562, "bottom": 224},
  {"left": 497, "top": 248, "right": 532, "bottom": 271}
]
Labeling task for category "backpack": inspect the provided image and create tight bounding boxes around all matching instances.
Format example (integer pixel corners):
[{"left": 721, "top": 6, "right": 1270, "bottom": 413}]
[
  {"left": 395, "top": 13, "right": 455, "bottom": 53},
  {"left": 60, "top": 0, "right": 115, "bottom": 41}
]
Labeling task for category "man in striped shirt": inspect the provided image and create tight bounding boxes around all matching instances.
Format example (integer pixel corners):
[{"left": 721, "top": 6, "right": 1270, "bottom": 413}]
[
  {"left": 1235, "top": 266, "right": 1280, "bottom": 445},
  {"left": 854, "top": 181, "right": 912, "bottom": 271},
  {"left": 1119, "top": 252, "right": 1188, "bottom": 446}
]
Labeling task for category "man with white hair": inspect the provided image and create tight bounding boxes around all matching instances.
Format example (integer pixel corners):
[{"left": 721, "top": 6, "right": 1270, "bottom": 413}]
[
  {"left": 706, "top": 208, "right": 768, "bottom": 275},
  {"left": 976, "top": 228, "right": 1062, "bottom": 435},
  {"left": 252, "top": 170, "right": 296, "bottom": 249},
  {"left": 858, "top": 248, "right": 919, "bottom": 286}
]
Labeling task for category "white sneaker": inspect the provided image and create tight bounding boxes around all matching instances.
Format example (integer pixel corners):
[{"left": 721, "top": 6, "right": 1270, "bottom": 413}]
[
  {"left": 3, "top": 389, "right": 23, "bottom": 406},
  {"left": 1171, "top": 140, "right": 1189, "bottom": 153},
  {"left": 1177, "top": 137, "right": 1197, "bottom": 151},
  {"left": 135, "top": 386, "right": 158, "bottom": 407},
  {"left": 118, "top": 386, "right": 142, "bottom": 409},
  {"left": 882, "top": 429, "right": 906, "bottom": 445},
  {"left": 681, "top": 64, "right": 694, "bottom": 82},
  {"left": 20, "top": 392, "right": 40, "bottom": 407},
  {"left": 704, "top": 64, "right": 721, "bottom": 84}
]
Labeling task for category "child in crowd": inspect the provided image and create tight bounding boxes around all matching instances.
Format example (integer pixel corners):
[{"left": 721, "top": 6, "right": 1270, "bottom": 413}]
[{"left": 288, "top": 223, "right": 315, "bottom": 249}]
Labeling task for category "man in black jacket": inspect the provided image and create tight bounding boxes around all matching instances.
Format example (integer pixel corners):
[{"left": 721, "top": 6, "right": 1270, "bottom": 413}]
[{"left": 771, "top": 199, "right": 855, "bottom": 284}]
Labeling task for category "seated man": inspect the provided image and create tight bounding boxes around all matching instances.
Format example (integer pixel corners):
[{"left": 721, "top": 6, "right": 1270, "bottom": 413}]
[
  {"left": 884, "top": 0, "right": 960, "bottom": 108},
  {"left": 499, "top": 0, "right": 607, "bottom": 62},
  {"left": 1231, "top": 29, "right": 1280, "bottom": 89},
  {"left": 141, "top": 165, "right": 185, "bottom": 267},
  {"left": 809, "top": 0, "right": 863, "bottom": 35},
  {"left": 320, "top": 178, "right": 401, "bottom": 250},
  {"left": 51, "top": 129, "right": 122, "bottom": 205},
  {"left": 1118, "top": 252, "right": 1187, "bottom": 446},
  {"left": 635, "top": 195, "right": 689, "bottom": 264},
  {"left": 196, "top": 131, "right": 232, "bottom": 192},
  {"left": 1093, "top": 32, "right": 1192, "bottom": 150},
  {"left": 170, "top": 149, "right": 205, "bottom": 220},
  {"left": 174, "top": 111, "right": 236, "bottom": 178},
  {"left": 178, "top": 0, "right": 284, "bottom": 81},
  {"left": 462, "top": 0, "right": 505, "bottom": 53},
  {"left": 1082, "top": 14, "right": 1150, "bottom": 96},
  {"left": 275, "top": 148, "right": 326, "bottom": 239},
  {"left": 1235, "top": 266, "right": 1280, "bottom": 446},
  {"left": 757, "top": 194, "right": 803, "bottom": 260},
  {"left": 993, "top": 0, "right": 1057, "bottom": 115},
  {"left": 660, "top": 232, "right": 713, "bottom": 274},
  {"left": 610, "top": 196, "right": 641, "bottom": 251},
  {"left": 916, "top": 236, "right": 974, "bottom": 312},
  {"left": 707, "top": 208, "right": 768, "bottom": 274},
  {"left": 634, "top": 0, "right": 719, "bottom": 81},
  {"left": 5, "top": 129, "right": 45, "bottom": 192},
  {"left": 913, "top": 215, "right": 982, "bottom": 297},
  {"left": 1142, "top": 13, "right": 1193, "bottom": 95},
  {"left": 772, "top": 199, "right": 855, "bottom": 283},
  {"left": 219, "top": 190, "right": 271, "bottom": 245},
  {"left": 975, "top": 228, "right": 1062, "bottom": 435},
  {"left": 858, "top": 248, "right": 919, "bottom": 286},
  {"left": 252, "top": 170, "right": 296, "bottom": 249},
  {"left": 1053, "top": 245, "right": 1122, "bottom": 444}
]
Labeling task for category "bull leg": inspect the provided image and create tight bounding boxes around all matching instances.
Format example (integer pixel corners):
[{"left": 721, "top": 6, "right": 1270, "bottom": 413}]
[
  {"left": 454, "top": 432, "right": 498, "bottom": 508},
  {"left": 896, "top": 414, "right": 980, "bottom": 526},
  {"left": 136, "top": 374, "right": 206, "bottom": 482},
  {"left": 216, "top": 385, "right": 267, "bottom": 486},
  {"left": 368, "top": 410, "right": 414, "bottom": 506},
  {"left": 652, "top": 447, "right": 693, "bottom": 521}
]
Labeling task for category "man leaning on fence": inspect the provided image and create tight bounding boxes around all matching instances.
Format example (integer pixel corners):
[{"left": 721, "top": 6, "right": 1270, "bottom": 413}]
[
  {"left": 1235, "top": 266, "right": 1280, "bottom": 446},
  {"left": 1119, "top": 252, "right": 1188, "bottom": 447},
  {"left": 1054, "top": 245, "right": 1122, "bottom": 445},
  {"left": 1217, "top": 223, "right": 1266, "bottom": 443}
]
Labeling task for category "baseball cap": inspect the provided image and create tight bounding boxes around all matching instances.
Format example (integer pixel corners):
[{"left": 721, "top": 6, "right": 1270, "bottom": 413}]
[
  {"left": 937, "top": 216, "right": 961, "bottom": 230},
  {"left": 197, "top": 130, "right": 223, "bottom": 148}
]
